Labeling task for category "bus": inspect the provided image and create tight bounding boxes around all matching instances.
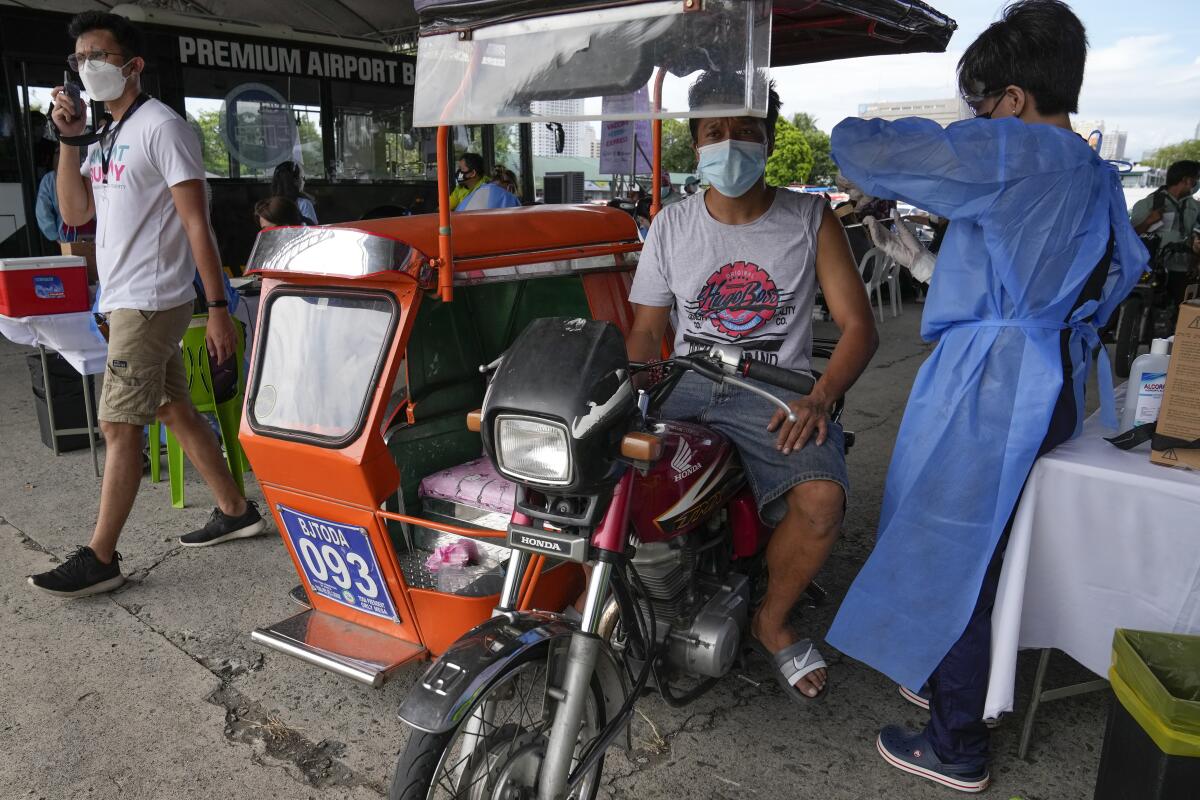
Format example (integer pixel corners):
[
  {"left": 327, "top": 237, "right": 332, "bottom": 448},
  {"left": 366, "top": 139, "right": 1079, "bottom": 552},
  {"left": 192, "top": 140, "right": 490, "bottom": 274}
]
[{"left": 0, "top": 4, "right": 524, "bottom": 270}]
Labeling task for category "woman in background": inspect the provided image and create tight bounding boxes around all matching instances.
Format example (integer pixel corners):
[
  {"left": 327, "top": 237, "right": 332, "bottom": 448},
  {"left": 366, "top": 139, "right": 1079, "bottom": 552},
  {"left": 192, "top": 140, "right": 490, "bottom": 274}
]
[
  {"left": 254, "top": 196, "right": 305, "bottom": 229},
  {"left": 271, "top": 161, "right": 317, "bottom": 224}
]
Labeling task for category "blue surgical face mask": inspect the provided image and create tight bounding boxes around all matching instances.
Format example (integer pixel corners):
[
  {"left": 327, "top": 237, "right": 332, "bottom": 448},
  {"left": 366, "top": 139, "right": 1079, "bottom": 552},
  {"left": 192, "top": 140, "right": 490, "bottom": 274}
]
[{"left": 697, "top": 139, "right": 766, "bottom": 198}]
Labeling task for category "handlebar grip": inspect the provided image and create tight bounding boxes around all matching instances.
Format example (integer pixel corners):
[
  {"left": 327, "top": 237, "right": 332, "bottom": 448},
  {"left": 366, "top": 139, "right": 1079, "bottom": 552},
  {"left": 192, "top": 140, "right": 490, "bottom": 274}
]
[{"left": 740, "top": 360, "right": 815, "bottom": 396}]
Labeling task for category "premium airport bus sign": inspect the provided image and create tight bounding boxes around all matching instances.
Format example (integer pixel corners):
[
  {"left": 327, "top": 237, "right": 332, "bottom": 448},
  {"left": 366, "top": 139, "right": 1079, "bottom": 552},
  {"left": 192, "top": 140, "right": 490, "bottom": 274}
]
[{"left": 178, "top": 36, "right": 415, "bottom": 87}]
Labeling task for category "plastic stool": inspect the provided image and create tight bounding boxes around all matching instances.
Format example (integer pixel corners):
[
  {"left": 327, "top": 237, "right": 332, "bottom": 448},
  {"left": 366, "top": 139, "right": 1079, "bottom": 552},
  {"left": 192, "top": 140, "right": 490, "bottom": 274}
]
[{"left": 149, "top": 315, "right": 247, "bottom": 508}]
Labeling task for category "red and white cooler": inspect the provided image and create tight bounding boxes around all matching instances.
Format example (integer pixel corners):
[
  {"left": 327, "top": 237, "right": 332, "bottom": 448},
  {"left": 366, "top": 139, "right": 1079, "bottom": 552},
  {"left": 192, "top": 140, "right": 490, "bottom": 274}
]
[{"left": 0, "top": 256, "right": 90, "bottom": 317}]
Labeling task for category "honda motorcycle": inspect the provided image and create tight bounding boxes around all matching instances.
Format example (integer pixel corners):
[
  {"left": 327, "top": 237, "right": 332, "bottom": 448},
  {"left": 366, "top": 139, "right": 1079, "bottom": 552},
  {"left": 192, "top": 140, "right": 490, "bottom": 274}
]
[{"left": 390, "top": 317, "right": 848, "bottom": 800}]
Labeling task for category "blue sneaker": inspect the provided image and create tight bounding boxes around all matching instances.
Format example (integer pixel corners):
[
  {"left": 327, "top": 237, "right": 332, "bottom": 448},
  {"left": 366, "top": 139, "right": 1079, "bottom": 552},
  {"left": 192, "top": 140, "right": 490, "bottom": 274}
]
[{"left": 876, "top": 725, "right": 990, "bottom": 793}]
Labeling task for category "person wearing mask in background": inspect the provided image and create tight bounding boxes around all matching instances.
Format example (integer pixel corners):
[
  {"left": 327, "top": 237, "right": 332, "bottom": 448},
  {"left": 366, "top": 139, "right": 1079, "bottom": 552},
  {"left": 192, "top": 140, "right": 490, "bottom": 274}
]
[
  {"left": 254, "top": 196, "right": 305, "bottom": 229},
  {"left": 271, "top": 160, "right": 317, "bottom": 225},
  {"left": 30, "top": 11, "right": 264, "bottom": 599},
  {"left": 491, "top": 165, "right": 520, "bottom": 200},
  {"left": 1131, "top": 159, "right": 1200, "bottom": 307},
  {"left": 452, "top": 152, "right": 519, "bottom": 211},
  {"left": 657, "top": 173, "right": 683, "bottom": 208},
  {"left": 825, "top": 2, "right": 1145, "bottom": 791},
  {"left": 683, "top": 175, "right": 701, "bottom": 196},
  {"left": 627, "top": 70, "right": 878, "bottom": 704}
]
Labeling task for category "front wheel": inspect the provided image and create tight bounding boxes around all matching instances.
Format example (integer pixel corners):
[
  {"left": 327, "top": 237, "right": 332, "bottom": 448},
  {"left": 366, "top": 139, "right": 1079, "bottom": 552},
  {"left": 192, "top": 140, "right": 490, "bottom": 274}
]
[{"left": 390, "top": 640, "right": 606, "bottom": 800}]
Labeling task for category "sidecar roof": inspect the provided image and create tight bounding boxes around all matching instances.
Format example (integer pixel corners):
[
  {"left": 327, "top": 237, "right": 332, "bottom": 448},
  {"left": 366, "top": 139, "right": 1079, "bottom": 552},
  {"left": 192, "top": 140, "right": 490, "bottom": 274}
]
[
  {"left": 334, "top": 205, "right": 639, "bottom": 263},
  {"left": 414, "top": 0, "right": 958, "bottom": 66}
]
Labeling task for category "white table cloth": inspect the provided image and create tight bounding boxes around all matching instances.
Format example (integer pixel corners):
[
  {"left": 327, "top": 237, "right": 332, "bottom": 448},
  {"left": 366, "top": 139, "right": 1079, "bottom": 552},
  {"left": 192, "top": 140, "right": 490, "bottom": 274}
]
[
  {"left": 985, "top": 400, "right": 1200, "bottom": 720},
  {"left": 0, "top": 311, "right": 107, "bottom": 375}
]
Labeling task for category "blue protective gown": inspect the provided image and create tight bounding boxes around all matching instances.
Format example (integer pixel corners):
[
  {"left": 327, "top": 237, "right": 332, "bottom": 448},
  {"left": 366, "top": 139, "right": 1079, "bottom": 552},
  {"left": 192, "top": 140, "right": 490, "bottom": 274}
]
[
  {"left": 456, "top": 180, "right": 521, "bottom": 211},
  {"left": 825, "top": 116, "right": 1146, "bottom": 691}
]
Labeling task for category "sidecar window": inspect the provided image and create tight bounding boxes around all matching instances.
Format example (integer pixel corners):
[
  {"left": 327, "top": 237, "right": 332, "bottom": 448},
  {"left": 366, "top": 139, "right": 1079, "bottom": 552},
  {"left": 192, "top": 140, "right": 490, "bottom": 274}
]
[{"left": 250, "top": 291, "right": 397, "bottom": 446}]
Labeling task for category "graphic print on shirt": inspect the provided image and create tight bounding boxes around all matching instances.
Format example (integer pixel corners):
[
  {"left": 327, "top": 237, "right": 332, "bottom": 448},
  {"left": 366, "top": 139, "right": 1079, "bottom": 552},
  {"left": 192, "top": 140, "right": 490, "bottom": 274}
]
[
  {"left": 682, "top": 260, "right": 797, "bottom": 365},
  {"left": 89, "top": 144, "right": 131, "bottom": 185}
]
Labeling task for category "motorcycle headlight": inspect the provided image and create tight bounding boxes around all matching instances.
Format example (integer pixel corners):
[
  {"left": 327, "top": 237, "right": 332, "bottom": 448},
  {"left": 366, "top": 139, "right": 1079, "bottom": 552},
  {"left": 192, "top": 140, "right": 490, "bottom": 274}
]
[{"left": 495, "top": 416, "right": 572, "bottom": 485}]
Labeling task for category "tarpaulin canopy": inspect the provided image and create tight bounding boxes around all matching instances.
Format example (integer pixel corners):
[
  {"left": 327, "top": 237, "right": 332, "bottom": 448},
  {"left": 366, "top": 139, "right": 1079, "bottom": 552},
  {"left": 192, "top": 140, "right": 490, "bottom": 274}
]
[{"left": 414, "top": 0, "right": 957, "bottom": 66}]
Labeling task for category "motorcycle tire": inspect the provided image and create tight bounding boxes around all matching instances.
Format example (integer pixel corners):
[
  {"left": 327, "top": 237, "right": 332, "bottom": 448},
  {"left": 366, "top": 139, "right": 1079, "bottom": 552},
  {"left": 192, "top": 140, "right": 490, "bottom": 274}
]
[
  {"left": 389, "top": 640, "right": 607, "bottom": 800},
  {"left": 1114, "top": 296, "right": 1144, "bottom": 379}
]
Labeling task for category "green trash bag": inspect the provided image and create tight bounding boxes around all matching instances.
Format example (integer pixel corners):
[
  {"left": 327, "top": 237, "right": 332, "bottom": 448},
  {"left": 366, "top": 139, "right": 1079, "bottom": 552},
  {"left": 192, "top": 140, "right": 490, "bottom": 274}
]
[{"left": 1110, "top": 629, "right": 1200, "bottom": 757}]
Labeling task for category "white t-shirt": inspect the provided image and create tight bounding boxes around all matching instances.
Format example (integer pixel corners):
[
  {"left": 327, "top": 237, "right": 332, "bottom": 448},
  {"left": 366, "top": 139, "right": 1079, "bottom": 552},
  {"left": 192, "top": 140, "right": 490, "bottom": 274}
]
[
  {"left": 81, "top": 97, "right": 205, "bottom": 312},
  {"left": 629, "top": 189, "right": 825, "bottom": 374}
]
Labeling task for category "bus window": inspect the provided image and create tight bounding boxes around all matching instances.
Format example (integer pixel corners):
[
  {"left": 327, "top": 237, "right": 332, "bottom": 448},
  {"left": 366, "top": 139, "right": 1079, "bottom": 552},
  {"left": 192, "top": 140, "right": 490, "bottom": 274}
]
[
  {"left": 182, "top": 68, "right": 321, "bottom": 180},
  {"left": 330, "top": 82, "right": 425, "bottom": 182}
]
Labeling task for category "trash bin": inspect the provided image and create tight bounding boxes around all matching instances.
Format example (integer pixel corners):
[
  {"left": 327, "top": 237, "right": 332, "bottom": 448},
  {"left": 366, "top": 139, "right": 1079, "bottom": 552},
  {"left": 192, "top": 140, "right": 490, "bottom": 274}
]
[
  {"left": 26, "top": 352, "right": 97, "bottom": 452},
  {"left": 1094, "top": 629, "right": 1200, "bottom": 800}
]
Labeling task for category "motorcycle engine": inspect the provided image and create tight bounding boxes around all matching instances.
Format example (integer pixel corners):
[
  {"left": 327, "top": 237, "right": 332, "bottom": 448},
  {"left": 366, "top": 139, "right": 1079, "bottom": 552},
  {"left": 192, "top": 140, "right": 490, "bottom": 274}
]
[{"left": 630, "top": 526, "right": 749, "bottom": 679}]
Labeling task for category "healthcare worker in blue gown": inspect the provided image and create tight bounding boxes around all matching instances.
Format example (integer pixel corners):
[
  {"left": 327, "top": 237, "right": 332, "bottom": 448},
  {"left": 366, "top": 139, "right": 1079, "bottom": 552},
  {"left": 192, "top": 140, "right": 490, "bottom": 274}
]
[{"left": 825, "top": 1, "right": 1146, "bottom": 792}]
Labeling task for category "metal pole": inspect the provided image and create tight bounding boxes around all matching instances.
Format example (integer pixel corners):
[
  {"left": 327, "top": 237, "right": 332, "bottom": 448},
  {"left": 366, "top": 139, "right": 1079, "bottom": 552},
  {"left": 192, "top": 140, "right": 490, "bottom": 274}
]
[
  {"left": 38, "top": 346, "right": 60, "bottom": 456},
  {"left": 81, "top": 369, "right": 100, "bottom": 477}
]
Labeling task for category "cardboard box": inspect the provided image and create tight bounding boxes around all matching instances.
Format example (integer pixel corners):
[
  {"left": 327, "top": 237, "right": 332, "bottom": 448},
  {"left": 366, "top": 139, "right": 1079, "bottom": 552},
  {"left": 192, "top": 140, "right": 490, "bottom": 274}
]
[
  {"left": 59, "top": 240, "right": 97, "bottom": 284},
  {"left": 1151, "top": 300, "right": 1200, "bottom": 470}
]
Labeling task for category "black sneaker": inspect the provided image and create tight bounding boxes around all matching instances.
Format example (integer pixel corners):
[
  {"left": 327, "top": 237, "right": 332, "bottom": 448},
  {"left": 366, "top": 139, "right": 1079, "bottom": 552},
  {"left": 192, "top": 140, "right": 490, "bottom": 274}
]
[
  {"left": 179, "top": 500, "right": 266, "bottom": 547},
  {"left": 27, "top": 547, "right": 125, "bottom": 598}
]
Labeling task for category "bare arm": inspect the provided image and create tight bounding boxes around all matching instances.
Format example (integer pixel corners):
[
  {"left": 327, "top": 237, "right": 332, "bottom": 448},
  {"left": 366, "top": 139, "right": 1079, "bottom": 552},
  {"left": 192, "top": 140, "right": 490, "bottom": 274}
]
[
  {"left": 171, "top": 179, "right": 237, "bottom": 362},
  {"left": 769, "top": 204, "right": 879, "bottom": 452},
  {"left": 49, "top": 86, "right": 95, "bottom": 226},
  {"left": 626, "top": 303, "right": 672, "bottom": 363}
]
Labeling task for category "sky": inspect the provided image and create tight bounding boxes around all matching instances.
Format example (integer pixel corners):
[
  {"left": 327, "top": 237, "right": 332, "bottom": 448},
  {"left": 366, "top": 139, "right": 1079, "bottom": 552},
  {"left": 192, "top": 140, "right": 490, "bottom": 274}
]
[{"left": 770, "top": 0, "right": 1200, "bottom": 159}]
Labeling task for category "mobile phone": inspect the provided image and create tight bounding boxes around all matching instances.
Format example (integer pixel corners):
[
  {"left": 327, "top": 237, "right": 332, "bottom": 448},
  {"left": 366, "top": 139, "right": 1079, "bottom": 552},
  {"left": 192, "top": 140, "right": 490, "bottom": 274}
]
[{"left": 62, "top": 70, "right": 82, "bottom": 119}]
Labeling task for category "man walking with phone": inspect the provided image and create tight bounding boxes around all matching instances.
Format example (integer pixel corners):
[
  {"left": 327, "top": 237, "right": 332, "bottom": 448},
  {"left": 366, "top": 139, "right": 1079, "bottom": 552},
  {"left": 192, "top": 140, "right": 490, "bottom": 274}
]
[{"left": 28, "top": 11, "right": 263, "bottom": 598}]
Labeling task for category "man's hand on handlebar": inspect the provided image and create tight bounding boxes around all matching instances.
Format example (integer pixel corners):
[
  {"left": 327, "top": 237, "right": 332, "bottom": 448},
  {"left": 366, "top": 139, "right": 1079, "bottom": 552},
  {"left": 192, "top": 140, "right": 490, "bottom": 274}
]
[{"left": 768, "top": 389, "right": 834, "bottom": 453}]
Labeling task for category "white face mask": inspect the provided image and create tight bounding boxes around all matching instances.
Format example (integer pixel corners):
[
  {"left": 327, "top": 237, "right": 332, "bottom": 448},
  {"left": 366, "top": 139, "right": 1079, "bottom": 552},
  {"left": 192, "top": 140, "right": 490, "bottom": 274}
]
[{"left": 79, "top": 58, "right": 131, "bottom": 102}]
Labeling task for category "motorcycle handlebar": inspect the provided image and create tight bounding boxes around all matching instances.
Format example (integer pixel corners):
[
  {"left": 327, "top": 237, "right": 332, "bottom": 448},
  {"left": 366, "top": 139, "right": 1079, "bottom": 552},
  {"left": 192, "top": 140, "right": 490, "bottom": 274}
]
[{"left": 739, "top": 359, "right": 815, "bottom": 396}]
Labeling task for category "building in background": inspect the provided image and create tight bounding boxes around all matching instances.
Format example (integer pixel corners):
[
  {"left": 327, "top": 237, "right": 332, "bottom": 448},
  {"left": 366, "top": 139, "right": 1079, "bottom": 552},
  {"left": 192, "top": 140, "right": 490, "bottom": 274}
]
[
  {"left": 1073, "top": 120, "right": 1128, "bottom": 161},
  {"left": 531, "top": 100, "right": 593, "bottom": 158},
  {"left": 858, "top": 97, "right": 970, "bottom": 127}
]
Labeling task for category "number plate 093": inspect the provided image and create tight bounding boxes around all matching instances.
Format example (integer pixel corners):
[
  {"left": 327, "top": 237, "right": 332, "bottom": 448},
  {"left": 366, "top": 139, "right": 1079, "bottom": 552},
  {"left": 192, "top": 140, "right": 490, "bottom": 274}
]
[{"left": 278, "top": 505, "right": 401, "bottom": 622}]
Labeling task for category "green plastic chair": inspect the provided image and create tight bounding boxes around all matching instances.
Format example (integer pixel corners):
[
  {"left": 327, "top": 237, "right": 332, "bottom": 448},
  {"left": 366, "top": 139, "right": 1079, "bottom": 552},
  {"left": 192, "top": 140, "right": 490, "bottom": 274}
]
[{"left": 149, "top": 314, "right": 247, "bottom": 508}]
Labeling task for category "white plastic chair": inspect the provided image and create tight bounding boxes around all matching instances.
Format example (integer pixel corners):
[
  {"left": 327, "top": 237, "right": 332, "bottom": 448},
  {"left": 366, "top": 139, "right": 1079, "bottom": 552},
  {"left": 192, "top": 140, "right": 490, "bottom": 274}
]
[
  {"left": 858, "top": 247, "right": 889, "bottom": 322},
  {"left": 882, "top": 259, "right": 903, "bottom": 318}
]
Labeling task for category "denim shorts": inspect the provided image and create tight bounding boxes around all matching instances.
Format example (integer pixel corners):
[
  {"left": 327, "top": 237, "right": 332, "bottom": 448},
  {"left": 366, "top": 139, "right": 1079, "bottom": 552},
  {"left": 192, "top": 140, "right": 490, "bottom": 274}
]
[{"left": 657, "top": 372, "right": 849, "bottom": 526}]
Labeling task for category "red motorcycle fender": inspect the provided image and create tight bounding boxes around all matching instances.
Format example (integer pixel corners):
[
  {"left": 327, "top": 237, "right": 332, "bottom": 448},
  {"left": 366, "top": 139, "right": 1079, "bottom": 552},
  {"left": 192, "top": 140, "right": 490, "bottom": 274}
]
[{"left": 398, "top": 610, "right": 631, "bottom": 749}]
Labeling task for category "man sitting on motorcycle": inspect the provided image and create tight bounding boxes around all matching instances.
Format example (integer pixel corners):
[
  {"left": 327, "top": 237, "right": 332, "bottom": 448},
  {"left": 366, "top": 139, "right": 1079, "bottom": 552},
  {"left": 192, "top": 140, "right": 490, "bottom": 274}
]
[{"left": 625, "top": 71, "right": 879, "bottom": 700}]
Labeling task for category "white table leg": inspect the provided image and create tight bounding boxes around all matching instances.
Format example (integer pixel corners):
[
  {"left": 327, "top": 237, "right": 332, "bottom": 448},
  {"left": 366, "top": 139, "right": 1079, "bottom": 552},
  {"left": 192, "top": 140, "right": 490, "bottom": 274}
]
[
  {"left": 81, "top": 370, "right": 100, "bottom": 478},
  {"left": 38, "top": 346, "right": 60, "bottom": 457},
  {"left": 1018, "top": 648, "right": 1110, "bottom": 760}
]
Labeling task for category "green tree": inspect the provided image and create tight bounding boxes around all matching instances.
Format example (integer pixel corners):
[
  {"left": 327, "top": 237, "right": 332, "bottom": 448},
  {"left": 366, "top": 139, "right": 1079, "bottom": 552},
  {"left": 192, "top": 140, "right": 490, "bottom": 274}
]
[
  {"left": 192, "top": 109, "right": 230, "bottom": 178},
  {"left": 791, "top": 112, "right": 836, "bottom": 185},
  {"left": 660, "top": 118, "right": 696, "bottom": 174},
  {"left": 765, "top": 118, "right": 813, "bottom": 187},
  {"left": 1146, "top": 139, "right": 1200, "bottom": 169}
]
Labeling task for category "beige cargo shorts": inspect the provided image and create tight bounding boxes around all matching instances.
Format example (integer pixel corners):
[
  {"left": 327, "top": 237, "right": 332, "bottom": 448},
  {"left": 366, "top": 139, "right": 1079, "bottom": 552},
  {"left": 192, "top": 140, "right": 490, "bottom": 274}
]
[{"left": 99, "top": 303, "right": 194, "bottom": 426}]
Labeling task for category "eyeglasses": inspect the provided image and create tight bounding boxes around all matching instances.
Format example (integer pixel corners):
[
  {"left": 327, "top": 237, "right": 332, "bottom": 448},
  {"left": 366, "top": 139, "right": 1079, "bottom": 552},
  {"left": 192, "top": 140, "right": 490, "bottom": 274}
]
[
  {"left": 67, "top": 50, "right": 126, "bottom": 72},
  {"left": 964, "top": 91, "right": 1002, "bottom": 119}
]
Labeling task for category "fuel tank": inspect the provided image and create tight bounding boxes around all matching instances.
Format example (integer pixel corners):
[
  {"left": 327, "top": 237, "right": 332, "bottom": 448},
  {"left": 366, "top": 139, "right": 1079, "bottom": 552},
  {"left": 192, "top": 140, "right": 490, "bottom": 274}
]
[{"left": 629, "top": 421, "right": 744, "bottom": 543}]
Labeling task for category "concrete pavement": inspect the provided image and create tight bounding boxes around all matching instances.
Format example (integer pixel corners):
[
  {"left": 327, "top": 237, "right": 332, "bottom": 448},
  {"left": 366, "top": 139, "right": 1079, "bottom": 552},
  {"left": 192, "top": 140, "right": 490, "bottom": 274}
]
[{"left": 0, "top": 307, "right": 1112, "bottom": 799}]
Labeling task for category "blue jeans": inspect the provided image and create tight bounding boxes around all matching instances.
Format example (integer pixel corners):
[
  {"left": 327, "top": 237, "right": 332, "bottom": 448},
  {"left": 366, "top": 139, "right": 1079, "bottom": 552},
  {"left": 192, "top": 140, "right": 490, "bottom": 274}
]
[{"left": 657, "top": 372, "right": 849, "bottom": 526}]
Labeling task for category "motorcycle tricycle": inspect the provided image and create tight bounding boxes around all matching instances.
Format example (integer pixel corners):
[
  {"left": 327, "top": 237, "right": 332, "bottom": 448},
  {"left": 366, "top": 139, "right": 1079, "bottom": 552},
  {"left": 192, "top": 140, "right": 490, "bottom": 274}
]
[{"left": 392, "top": 317, "right": 849, "bottom": 799}]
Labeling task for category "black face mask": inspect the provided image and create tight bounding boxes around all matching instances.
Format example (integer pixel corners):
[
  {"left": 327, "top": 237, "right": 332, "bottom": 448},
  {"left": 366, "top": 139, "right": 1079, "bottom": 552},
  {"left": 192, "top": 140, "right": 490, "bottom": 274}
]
[{"left": 456, "top": 169, "right": 472, "bottom": 185}]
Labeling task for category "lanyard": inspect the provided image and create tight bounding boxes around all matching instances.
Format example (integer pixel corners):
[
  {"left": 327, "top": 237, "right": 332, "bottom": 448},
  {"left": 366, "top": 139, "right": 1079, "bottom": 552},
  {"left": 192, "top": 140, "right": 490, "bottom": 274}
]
[{"left": 100, "top": 93, "right": 149, "bottom": 184}]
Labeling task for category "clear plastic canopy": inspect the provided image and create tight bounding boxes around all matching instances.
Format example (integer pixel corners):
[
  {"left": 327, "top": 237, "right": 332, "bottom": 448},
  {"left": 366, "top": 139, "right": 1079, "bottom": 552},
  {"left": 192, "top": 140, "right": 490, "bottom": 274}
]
[{"left": 412, "top": 0, "right": 772, "bottom": 127}]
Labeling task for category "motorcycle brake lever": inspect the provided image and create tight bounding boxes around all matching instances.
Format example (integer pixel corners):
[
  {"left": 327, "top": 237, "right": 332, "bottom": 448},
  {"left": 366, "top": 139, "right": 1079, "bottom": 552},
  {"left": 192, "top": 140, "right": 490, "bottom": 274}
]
[{"left": 723, "top": 374, "right": 797, "bottom": 423}]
